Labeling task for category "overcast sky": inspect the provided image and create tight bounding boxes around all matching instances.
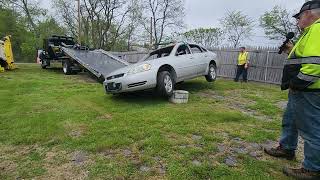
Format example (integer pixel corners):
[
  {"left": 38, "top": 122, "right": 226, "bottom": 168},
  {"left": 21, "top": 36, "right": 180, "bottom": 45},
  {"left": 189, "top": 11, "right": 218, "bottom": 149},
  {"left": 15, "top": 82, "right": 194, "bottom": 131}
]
[
  {"left": 185, "top": 0, "right": 305, "bottom": 46},
  {"left": 41, "top": 0, "right": 306, "bottom": 47}
]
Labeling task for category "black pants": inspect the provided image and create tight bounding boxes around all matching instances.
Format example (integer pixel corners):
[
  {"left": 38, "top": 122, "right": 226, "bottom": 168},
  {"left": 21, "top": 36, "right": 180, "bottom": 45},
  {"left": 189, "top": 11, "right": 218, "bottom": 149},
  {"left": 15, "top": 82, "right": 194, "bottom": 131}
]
[{"left": 234, "top": 65, "right": 248, "bottom": 82}]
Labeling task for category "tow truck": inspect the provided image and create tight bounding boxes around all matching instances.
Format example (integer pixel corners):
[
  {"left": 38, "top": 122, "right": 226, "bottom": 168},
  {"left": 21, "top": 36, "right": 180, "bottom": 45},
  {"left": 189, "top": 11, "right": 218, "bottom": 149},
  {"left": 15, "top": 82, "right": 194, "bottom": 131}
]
[{"left": 0, "top": 35, "right": 16, "bottom": 72}]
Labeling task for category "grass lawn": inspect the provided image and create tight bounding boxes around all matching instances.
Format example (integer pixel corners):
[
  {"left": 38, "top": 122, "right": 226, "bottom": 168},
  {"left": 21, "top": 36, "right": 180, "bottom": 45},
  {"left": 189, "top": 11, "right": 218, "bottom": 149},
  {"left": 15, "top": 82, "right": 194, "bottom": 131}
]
[{"left": 0, "top": 64, "right": 301, "bottom": 179}]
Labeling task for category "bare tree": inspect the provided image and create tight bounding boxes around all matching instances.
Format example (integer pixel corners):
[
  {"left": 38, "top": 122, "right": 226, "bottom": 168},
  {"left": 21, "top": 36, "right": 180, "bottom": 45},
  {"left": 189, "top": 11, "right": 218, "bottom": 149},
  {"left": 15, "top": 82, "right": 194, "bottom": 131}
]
[
  {"left": 53, "top": 0, "right": 78, "bottom": 38},
  {"left": 220, "top": 10, "right": 254, "bottom": 48},
  {"left": 260, "top": 6, "right": 300, "bottom": 40},
  {"left": 125, "top": 0, "right": 142, "bottom": 51},
  {"left": 140, "top": 0, "right": 185, "bottom": 48},
  {"left": 100, "top": 0, "right": 130, "bottom": 49}
]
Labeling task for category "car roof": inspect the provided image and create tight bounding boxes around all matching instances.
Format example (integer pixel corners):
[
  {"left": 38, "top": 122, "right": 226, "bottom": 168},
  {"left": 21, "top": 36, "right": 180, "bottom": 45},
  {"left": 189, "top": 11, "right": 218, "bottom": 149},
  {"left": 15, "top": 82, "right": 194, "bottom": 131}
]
[{"left": 155, "top": 42, "right": 187, "bottom": 50}]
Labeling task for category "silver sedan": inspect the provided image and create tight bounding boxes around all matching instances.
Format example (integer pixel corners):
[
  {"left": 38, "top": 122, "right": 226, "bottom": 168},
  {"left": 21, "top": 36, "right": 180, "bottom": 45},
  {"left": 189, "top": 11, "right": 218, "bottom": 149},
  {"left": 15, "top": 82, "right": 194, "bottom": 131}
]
[{"left": 103, "top": 42, "right": 219, "bottom": 97}]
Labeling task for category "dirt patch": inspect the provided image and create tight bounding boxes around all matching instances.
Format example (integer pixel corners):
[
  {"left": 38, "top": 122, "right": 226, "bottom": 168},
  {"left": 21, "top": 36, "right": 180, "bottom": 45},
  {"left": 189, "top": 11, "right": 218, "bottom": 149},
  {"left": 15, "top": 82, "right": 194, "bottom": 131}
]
[
  {"left": 72, "top": 151, "right": 88, "bottom": 165},
  {"left": 0, "top": 160, "right": 17, "bottom": 175},
  {"left": 99, "top": 147, "right": 143, "bottom": 165},
  {"left": 207, "top": 136, "right": 267, "bottom": 166},
  {"left": 197, "top": 91, "right": 225, "bottom": 101},
  {"left": 192, "top": 134, "right": 202, "bottom": 141},
  {"left": 67, "top": 73, "right": 98, "bottom": 84},
  {"left": 64, "top": 123, "right": 88, "bottom": 138},
  {"left": 97, "top": 113, "right": 113, "bottom": 121},
  {"left": 98, "top": 147, "right": 168, "bottom": 175},
  {"left": 276, "top": 101, "right": 288, "bottom": 110},
  {"left": 40, "top": 149, "right": 93, "bottom": 180},
  {"left": 198, "top": 90, "right": 272, "bottom": 121},
  {"left": 224, "top": 97, "right": 272, "bottom": 121},
  {"left": 153, "top": 156, "right": 166, "bottom": 175}
]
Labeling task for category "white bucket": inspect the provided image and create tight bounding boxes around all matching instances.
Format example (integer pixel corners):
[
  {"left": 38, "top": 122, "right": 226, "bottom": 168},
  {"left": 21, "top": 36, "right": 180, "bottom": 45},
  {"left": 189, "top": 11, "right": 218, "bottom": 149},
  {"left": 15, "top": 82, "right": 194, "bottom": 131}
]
[{"left": 169, "top": 90, "right": 189, "bottom": 104}]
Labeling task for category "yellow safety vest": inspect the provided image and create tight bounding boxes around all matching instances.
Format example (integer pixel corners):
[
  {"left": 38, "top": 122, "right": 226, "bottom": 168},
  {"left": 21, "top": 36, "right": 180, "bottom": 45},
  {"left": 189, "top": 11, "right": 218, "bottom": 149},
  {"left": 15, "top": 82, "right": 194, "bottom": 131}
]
[
  {"left": 238, "top": 52, "right": 249, "bottom": 65},
  {"left": 286, "top": 18, "right": 320, "bottom": 90}
]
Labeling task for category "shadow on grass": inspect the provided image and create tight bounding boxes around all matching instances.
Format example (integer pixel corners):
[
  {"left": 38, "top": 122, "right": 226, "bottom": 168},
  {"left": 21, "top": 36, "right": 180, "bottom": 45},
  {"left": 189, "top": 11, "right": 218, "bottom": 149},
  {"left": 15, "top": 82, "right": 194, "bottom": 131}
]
[
  {"left": 44, "top": 67, "right": 63, "bottom": 74},
  {"left": 110, "top": 90, "right": 167, "bottom": 104},
  {"left": 45, "top": 67, "right": 103, "bottom": 83},
  {"left": 175, "top": 80, "right": 213, "bottom": 93}
]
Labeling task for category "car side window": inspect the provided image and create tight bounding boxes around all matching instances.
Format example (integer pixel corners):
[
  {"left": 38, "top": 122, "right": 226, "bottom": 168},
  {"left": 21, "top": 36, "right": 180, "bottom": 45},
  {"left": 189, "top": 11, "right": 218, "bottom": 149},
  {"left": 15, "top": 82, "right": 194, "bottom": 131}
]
[
  {"left": 176, "top": 45, "right": 191, "bottom": 56},
  {"left": 145, "top": 54, "right": 158, "bottom": 61},
  {"left": 190, "top": 45, "right": 203, "bottom": 54},
  {"left": 201, "top": 47, "right": 208, "bottom": 52}
]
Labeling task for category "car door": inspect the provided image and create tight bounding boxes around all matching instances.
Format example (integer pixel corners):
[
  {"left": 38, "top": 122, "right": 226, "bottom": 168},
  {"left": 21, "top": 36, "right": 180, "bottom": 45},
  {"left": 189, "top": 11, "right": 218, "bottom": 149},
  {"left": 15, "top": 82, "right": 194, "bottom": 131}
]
[
  {"left": 189, "top": 44, "right": 208, "bottom": 74},
  {"left": 172, "top": 44, "right": 199, "bottom": 80}
]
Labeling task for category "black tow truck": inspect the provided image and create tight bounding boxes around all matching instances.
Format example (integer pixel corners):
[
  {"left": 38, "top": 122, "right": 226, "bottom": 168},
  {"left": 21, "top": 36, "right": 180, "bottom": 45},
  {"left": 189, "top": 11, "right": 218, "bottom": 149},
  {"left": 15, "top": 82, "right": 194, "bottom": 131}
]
[{"left": 39, "top": 35, "right": 86, "bottom": 75}]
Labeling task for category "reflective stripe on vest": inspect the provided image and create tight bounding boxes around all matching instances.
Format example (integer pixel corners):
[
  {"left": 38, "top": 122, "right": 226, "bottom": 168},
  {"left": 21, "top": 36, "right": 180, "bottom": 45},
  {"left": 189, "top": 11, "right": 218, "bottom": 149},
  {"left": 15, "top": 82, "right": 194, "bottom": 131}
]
[
  {"left": 297, "top": 72, "right": 320, "bottom": 82},
  {"left": 284, "top": 57, "right": 320, "bottom": 65}
]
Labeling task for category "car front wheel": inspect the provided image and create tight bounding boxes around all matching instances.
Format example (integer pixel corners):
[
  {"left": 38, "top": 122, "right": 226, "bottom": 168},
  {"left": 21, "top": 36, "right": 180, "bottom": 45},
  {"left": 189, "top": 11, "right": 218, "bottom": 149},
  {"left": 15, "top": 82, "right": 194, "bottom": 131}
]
[
  {"left": 157, "top": 71, "right": 174, "bottom": 97},
  {"left": 205, "top": 64, "right": 217, "bottom": 82}
]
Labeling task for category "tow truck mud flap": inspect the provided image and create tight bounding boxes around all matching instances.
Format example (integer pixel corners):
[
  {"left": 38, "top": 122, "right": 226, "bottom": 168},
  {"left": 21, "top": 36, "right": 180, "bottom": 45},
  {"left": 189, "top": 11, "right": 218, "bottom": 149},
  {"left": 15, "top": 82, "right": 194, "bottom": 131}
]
[{"left": 62, "top": 48, "right": 128, "bottom": 79}]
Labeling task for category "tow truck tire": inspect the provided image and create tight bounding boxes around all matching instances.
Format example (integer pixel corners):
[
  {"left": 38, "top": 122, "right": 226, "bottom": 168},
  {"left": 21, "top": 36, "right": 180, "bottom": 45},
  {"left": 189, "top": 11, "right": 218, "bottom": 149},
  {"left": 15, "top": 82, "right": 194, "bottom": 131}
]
[
  {"left": 41, "top": 59, "right": 49, "bottom": 69},
  {"left": 63, "top": 60, "right": 73, "bottom": 75}
]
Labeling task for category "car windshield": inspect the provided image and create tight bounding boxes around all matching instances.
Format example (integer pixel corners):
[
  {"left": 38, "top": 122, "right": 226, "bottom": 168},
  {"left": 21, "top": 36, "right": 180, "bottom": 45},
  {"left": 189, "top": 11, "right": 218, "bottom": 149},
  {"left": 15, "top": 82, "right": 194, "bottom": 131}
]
[{"left": 142, "top": 45, "right": 174, "bottom": 61}]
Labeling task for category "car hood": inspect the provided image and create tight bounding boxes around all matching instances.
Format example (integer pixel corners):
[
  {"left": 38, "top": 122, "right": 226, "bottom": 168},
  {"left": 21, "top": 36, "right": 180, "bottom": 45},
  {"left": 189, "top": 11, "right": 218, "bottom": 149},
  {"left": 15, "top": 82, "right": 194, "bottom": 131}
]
[{"left": 105, "top": 58, "right": 164, "bottom": 77}]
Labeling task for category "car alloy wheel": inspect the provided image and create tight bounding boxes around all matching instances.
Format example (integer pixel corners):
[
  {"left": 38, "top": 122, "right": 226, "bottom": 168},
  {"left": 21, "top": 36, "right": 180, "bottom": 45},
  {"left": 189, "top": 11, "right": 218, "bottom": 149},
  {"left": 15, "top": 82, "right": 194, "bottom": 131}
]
[
  {"left": 164, "top": 74, "right": 173, "bottom": 93},
  {"left": 157, "top": 71, "right": 174, "bottom": 97},
  {"left": 209, "top": 66, "right": 216, "bottom": 79},
  {"left": 205, "top": 64, "right": 217, "bottom": 82}
]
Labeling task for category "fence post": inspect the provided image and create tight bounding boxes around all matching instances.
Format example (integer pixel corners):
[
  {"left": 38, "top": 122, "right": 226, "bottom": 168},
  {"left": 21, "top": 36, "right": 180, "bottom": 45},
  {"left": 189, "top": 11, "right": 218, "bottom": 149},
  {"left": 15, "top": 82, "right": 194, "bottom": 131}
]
[{"left": 264, "top": 51, "right": 270, "bottom": 82}]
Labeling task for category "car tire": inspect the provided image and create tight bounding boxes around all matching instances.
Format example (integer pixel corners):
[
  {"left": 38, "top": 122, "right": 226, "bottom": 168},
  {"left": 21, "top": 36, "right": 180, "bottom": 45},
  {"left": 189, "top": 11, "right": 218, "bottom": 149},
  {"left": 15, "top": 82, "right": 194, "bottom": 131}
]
[
  {"left": 63, "top": 60, "right": 73, "bottom": 75},
  {"left": 205, "top": 64, "right": 217, "bottom": 82},
  {"left": 157, "top": 71, "right": 174, "bottom": 97}
]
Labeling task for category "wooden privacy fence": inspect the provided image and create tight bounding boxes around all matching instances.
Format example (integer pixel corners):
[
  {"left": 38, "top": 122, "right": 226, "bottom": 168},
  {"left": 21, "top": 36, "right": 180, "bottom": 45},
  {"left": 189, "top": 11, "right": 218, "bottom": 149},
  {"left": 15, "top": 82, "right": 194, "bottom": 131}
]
[
  {"left": 111, "top": 46, "right": 287, "bottom": 85},
  {"left": 210, "top": 47, "right": 287, "bottom": 84}
]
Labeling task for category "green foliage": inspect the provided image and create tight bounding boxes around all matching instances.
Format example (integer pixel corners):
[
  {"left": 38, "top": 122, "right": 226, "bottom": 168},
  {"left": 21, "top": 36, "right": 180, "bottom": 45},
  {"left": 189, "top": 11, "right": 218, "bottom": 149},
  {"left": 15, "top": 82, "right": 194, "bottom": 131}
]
[
  {"left": 37, "top": 18, "right": 67, "bottom": 42},
  {"left": 0, "top": 7, "right": 28, "bottom": 61},
  {"left": 260, "top": 6, "right": 300, "bottom": 40},
  {"left": 0, "top": 5, "right": 67, "bottom": 62},
  {"left": 183, "top": 28, "right": 224, "bottom": 48}
]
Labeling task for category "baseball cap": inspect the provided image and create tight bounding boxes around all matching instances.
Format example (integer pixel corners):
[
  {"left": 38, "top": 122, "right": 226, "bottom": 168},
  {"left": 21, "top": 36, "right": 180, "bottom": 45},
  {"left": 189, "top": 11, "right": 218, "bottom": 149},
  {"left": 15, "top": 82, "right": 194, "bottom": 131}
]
[{"left": 293, "top": 0, "right": 320, "bottom": 18}]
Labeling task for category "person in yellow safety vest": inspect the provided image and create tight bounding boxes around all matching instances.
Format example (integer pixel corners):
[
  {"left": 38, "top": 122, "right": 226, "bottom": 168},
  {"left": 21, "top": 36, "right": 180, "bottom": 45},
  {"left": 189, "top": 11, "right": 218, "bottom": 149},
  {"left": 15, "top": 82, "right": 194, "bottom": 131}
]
[
  {"left": 234, "top": 47, "right": 249, "bottom": 82},
  {"left": 264, "top": 1, "right": 320, "bottom": 179}
]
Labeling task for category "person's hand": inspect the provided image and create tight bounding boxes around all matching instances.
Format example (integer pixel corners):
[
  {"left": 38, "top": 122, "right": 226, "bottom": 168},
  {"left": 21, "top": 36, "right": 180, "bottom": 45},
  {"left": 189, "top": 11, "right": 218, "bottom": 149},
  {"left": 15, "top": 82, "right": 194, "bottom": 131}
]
[
  {"left": 244, "top": 63, "right": 249, "bottom": 69},
  {"left": 283, "top": 41, "right": 294, "bottom": 54}
]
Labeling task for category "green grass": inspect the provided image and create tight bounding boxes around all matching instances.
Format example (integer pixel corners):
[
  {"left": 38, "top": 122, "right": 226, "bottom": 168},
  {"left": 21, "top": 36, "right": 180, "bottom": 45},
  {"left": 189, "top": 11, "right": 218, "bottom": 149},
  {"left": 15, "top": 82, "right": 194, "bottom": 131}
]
[{"left": 0, "top": 64, "right": 297, "bottom": 179}]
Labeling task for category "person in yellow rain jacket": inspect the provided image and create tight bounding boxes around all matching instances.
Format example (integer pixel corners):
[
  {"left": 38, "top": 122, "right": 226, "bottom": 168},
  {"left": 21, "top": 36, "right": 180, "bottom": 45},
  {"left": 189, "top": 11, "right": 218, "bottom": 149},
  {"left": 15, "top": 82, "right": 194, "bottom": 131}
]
[
  {"left": 234, "top": 47, "right": 249, "bottom": 82},
  {"left": 264, "top": 1, "right": 320, "bottom": 179}
]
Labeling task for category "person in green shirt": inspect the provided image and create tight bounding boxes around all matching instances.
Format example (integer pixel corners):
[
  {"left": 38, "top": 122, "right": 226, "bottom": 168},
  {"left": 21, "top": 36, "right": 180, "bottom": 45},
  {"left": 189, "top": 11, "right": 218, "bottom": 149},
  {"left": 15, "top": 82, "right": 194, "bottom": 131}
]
[{"left": 234, "top": 47, "right": 249, "bottom": 82}]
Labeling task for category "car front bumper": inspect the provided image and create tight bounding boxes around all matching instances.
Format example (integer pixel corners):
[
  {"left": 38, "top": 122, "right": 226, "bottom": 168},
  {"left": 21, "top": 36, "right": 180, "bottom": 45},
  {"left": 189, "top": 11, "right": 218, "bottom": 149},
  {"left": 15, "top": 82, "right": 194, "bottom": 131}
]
[{"left": 103, "top": 71, "right": 157, "bottom": 93}]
